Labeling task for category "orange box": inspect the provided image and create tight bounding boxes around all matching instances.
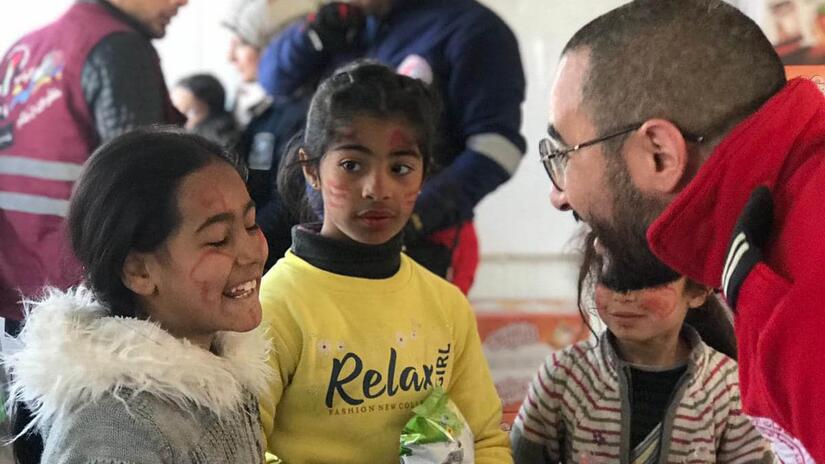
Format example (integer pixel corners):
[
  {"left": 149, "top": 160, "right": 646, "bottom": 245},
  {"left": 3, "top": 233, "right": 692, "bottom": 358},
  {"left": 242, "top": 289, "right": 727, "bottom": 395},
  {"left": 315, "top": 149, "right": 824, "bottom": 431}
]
[
  {"left": 472, "top": 299, "right": 591, "bottom": 424},
  {"left": 785, "top": 65, "right": 825, "bottom": 93}
]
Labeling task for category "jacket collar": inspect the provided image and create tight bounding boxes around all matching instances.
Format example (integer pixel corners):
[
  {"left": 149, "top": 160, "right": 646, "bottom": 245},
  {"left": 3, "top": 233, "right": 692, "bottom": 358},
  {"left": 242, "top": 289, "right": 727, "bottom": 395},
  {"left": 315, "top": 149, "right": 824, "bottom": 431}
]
[
  {"left": 600, "top": 325, "right": 707, "bottom": 378},
  {"left": 291, "top": 223, "right": 403, "bottom": 279},
  {"left": 648, "top": 78, "right": 825, "bottom": 287},
  {"left": 4, "top": 287, "right": 274, "bottom": 432}
]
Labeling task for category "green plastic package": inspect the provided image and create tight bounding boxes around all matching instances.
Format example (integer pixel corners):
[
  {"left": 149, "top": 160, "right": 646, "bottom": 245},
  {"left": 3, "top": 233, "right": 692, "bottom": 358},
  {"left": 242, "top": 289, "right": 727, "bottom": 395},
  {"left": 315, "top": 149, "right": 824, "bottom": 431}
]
[{"left": 399, "top": 387, "right": 474, "bottom": 463}]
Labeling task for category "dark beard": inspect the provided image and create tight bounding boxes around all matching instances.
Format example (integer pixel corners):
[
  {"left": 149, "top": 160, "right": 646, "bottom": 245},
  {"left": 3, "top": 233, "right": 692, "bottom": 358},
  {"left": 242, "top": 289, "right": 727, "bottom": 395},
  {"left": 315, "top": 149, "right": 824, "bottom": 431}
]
[
  {"left": 589, "top": 218, "right": 680, "bottom": 292},
  {"left": 588, "top": 158, "right": 680, "bottom": 292}
]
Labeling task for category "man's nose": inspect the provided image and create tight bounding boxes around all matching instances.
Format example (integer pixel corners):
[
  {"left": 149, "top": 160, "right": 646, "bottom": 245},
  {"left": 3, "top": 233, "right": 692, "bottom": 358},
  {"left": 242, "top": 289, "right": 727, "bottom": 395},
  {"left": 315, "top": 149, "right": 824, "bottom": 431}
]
[{"left": 550, "top": 185, "right": 571, "bottom": 211}]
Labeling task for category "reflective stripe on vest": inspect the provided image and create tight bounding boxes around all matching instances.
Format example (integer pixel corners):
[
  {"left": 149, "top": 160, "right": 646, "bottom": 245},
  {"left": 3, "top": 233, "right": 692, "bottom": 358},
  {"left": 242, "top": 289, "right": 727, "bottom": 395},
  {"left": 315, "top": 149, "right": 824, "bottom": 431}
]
[
  {"left": 466, "top": 133, "right": 523, "bottom": 175},
  {"left": 0, "top": 155, "right": 84, "bottom": 181},
  {"left": 0, "top": 155, "right": 81, "bottom": 216},
  {"left": 0, "top": 191, "right": 69, "bottom": 217}
]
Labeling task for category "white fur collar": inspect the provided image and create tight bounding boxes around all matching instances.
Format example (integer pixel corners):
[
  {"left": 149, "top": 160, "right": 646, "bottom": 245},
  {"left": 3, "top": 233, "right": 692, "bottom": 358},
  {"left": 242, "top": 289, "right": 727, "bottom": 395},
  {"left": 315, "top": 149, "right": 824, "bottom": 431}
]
[{"left": 3, "top": 287, "right": 275, "bottom": 431}]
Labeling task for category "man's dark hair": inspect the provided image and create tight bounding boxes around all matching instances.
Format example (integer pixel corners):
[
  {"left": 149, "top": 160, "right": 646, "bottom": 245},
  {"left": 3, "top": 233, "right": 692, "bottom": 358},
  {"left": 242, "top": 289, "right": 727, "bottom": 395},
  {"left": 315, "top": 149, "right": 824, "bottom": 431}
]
[{"left": 564, "top": 0, "right": 785, "bottom": 148}]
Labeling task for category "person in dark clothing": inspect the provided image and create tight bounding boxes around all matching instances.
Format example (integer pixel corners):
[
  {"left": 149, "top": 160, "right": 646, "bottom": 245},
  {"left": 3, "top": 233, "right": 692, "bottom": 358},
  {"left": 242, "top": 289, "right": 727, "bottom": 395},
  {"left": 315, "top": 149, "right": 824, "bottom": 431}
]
[
  {"left": 240, "top": 92, "right": 311, "bottom": 270},
  {"left": 258, "top": 0, "right": 526, "bottom": 292},
  {"left": 172, "top": 73, "right": 241, "bottom": 155},
  {"left": 223, "top": 0, "right": 314, "bottom": 269}
]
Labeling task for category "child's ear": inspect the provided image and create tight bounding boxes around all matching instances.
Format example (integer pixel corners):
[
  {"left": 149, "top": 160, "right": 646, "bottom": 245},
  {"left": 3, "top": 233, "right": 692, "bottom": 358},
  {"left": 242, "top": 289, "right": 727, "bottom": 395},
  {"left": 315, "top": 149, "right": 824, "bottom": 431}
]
[
  {"left": 299, "top": 148, "right": 320, "bottom": 189},
  {"left": 121, "top": 252, "right": 157, "bottom": 296},
  {"left": 686, "top": 287, "right": 711, "bottom": 309}
]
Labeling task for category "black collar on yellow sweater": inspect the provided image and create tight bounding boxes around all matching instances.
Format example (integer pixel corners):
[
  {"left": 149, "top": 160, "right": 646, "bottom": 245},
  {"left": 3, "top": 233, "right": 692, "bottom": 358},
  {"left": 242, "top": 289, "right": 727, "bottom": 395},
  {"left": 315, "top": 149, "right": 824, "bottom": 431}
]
[{"left": 291, "top": 223, "right": 403, "bottom": 279}]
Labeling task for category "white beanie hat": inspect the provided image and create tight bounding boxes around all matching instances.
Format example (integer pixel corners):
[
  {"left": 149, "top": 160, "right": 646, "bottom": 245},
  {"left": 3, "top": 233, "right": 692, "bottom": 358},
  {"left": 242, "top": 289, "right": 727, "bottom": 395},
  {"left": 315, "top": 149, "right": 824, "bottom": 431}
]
[{"left": 223, "top": 0, "right": 316, "bottom": 49}]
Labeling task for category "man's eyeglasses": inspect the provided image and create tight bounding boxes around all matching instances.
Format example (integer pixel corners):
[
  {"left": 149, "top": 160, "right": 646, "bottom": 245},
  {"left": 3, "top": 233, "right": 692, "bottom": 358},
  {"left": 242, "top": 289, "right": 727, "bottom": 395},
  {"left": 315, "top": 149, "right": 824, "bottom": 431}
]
[{"left": 539, "top": 122, "right": 704, "bottom": 192}]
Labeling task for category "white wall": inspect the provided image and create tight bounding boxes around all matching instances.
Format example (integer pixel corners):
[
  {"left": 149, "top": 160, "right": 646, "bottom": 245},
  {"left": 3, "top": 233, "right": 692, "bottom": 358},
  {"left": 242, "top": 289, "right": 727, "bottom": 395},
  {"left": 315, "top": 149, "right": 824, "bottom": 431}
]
[
  {"left": 1, "top": 2, "right": 72, "bottom": 49},
  {"left": 473, "top": 0, "right": 629, "bottom": 256},
  {"left": 154, "top": 1, "right": 238, "bottom": 97}
]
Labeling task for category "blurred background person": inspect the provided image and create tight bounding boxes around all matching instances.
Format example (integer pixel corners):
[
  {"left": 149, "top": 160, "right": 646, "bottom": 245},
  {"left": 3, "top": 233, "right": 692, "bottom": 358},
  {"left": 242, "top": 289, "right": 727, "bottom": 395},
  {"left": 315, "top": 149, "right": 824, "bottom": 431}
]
[
  {"left": 172, "top": 73, "right": 242, "bottom": 154},
  {"left": 257, "top": 0, "right": 526, "bottom": 293},
  {"left": 225, "top": 0, "right": 314, "bottom": 128},
  {"left": 224, "top": 0, "right": 316, "bottom": 269}
]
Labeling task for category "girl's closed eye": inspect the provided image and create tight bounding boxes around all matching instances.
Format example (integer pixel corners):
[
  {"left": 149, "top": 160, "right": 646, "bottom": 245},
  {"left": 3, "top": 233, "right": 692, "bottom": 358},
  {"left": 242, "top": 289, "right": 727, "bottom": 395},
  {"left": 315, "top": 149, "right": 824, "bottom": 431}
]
[
  {"left": 245, "top": 209, "right": 260, "bottom": 233},
  {"left": 202, "top": 224, "right": 233, "bottom": 248},
  {"left": 207, "top": 235, "right": 230, "bottom": 248}
]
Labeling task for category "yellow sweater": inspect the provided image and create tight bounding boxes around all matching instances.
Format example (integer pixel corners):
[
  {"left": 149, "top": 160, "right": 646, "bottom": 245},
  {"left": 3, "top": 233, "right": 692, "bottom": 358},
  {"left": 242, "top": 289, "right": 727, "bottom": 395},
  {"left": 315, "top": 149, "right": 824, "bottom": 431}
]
[{"left": 259, "top": 251, "right": 510, "bottom": 463}]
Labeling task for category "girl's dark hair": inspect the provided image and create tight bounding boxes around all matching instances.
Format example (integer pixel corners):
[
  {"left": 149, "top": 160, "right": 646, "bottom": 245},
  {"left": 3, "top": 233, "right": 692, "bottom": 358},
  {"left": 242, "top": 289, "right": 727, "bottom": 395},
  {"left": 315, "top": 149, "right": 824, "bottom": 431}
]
[
  {"left": 577, "top": 231, "right": 737, "bottom": 359},
  {"left": 175, "top": 73, "right": 227, "bottom": 115},
  {"left": 68, "top": 126, "right": 240, "bottom": 317},
  {"left": 277, "top": 61, "right": 442, "bottom": 222}
]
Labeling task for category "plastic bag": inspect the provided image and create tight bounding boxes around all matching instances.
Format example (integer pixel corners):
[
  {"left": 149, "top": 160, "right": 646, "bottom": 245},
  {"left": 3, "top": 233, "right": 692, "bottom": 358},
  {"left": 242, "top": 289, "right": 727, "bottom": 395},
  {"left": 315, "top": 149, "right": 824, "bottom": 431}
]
[{"left": 399, "top": 387, "right": 474, "bottom": 464}]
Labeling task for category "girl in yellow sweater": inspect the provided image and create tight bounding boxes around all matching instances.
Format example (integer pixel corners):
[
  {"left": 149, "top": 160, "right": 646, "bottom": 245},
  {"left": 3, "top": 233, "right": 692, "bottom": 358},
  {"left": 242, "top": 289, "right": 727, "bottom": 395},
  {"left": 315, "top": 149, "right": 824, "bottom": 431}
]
[{"left": 258, "top": 62, "right": 510, "bottom": 463}]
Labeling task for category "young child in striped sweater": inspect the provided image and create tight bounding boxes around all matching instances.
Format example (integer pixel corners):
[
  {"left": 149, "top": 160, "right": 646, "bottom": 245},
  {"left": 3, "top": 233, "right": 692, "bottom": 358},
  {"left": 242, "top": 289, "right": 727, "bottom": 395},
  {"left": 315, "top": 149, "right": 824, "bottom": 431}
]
[{"left": 510, "top": 232, "right": 773, "bottom": 464}]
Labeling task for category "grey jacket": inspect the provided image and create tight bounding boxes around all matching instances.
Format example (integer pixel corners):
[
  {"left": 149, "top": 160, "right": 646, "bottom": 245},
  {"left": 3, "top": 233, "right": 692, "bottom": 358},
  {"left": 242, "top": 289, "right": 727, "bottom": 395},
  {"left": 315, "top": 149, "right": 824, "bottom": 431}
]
[{"left": 4, "top": 287, "right": 276, "bottom": 464}]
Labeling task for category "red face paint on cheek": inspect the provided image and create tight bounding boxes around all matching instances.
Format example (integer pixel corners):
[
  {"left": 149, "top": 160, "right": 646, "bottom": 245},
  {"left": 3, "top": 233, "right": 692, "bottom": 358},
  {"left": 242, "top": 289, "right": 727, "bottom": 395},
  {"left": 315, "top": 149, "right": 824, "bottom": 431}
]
[
  {"left": 323, "top": 178, "right": 351, "bottom": 209},
  {"left": 638, "top": 286, "right": 679, "bottom": 319},
  {"left": 189, "top": 250, "right": 234, "bottom": 304}
]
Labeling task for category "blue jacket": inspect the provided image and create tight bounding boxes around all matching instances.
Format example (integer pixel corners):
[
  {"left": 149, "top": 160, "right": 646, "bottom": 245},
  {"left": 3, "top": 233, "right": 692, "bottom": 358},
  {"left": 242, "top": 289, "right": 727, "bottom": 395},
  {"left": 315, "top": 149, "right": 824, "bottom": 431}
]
[
  {"left": 241, "top": 94, "right": 311, "bottom": 269},
  {"left": 259, "top": 0, "right": 526, "bottom": 235}
]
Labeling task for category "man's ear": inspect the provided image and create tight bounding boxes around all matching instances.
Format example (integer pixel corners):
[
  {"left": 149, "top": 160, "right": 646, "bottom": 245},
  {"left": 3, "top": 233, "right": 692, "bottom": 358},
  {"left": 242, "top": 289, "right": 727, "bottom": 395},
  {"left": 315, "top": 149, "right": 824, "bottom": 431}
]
[
  {"left": 623, "top": 118, "right": 690, "bottom": 195},
  {"left": 299, "top": 148, "right": 320, "bottom": 189},
  {"left": 121, "top": 252, "right": 157, "bottom": 296}
]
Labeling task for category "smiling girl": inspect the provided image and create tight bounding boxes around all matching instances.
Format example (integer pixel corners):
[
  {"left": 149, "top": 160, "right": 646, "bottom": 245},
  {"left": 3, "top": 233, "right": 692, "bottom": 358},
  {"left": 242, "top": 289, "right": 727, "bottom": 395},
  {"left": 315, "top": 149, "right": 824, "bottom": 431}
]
[
  {"left": 5, "top": 128, "right": 274, "bottom": 463},
  {"left": 258, "top": 63, "right": 510, "bottom": 463}
]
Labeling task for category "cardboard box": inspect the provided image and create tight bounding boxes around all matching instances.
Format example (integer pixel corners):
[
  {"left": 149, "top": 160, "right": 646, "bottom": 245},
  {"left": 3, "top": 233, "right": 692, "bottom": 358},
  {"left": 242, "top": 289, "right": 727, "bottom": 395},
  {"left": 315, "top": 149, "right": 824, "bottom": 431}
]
[{"left": 472, "top": 299, "right": 592, "bottom": 426}]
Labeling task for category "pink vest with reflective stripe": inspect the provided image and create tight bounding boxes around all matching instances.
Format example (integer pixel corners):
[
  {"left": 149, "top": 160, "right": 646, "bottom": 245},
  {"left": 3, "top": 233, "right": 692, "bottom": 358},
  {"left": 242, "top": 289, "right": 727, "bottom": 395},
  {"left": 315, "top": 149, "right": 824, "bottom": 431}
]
[{"left": 0, "top": 3, "right": 178, "bottom": 319}]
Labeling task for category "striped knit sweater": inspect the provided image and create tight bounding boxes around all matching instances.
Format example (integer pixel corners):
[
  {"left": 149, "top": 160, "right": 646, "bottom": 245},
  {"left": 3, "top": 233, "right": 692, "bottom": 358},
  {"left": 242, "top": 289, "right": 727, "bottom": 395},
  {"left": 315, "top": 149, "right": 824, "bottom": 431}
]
[{"left": 510, "top": 327, "right": 773, "bottom": 464}]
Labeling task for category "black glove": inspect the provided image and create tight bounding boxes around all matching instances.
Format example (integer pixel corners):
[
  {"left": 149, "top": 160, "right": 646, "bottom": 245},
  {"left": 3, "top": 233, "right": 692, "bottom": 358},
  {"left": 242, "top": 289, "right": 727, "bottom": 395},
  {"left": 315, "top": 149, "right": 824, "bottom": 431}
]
[
  {"left": 305, "top": 2, "right": 365, "bottom": 54},
  {"left": 402, "top": 225, "right": 454, "bottom": 278},
  {"left": 722, "top": 186, "right": 774, "bottom": 309}
]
